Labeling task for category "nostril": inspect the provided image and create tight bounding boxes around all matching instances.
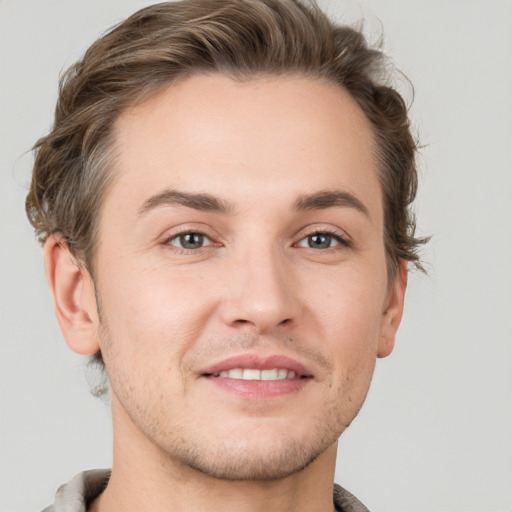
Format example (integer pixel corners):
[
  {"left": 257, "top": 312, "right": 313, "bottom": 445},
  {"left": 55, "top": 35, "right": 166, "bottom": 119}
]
[{"left": 234, "top": 319, "right": 251, "bottom": 325}]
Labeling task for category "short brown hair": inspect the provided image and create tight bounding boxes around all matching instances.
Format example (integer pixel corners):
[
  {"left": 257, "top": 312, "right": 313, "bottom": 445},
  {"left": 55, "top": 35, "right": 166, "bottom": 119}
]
[{"left": 26, "top": 0, "right": 426, "bottom": 280}]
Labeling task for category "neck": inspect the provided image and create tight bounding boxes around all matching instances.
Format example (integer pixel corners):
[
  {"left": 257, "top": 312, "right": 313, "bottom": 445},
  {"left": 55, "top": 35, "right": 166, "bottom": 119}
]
[{"left": 90, "top": 399, "right": 338, "bottom": 512}]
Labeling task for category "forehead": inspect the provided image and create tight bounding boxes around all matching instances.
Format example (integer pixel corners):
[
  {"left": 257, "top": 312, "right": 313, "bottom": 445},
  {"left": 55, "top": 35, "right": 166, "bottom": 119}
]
[{"left": 109, "top": 73, "right": 381, "bottom": 220}]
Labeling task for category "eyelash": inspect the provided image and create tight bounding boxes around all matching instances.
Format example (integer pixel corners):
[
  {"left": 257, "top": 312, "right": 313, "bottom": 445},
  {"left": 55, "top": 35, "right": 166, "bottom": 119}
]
[
  {"left": 162, "top": 230, "right": 351, "bottom": 255},
  {"left": 161, "top": 230, "right": 216, "bottom": 254},
  {"left": 296, "top": 228, "right": 351, "bottom": 250}
]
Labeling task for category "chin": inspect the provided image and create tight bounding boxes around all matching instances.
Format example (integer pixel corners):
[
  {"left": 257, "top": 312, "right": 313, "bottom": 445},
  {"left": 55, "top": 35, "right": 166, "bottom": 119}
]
[
  {"left": 163, "top": 416, "right": 344, "bottom": 481},
  {"left": 176, "top": 439, "right": 328, "bottom": 481}
]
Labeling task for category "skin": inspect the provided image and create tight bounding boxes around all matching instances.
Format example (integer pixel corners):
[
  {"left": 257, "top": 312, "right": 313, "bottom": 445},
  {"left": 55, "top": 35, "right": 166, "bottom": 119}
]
[{"left": 45, "top": 74, "right": 407, "bottom": 512}]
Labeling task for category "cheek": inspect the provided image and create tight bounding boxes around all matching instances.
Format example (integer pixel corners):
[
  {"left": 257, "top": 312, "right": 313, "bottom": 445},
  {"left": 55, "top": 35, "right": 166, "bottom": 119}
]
[
  {"left": 312, "top": 269, "right": 386, "bottom": 381},
  {"left": 95, "top": 258, "right": 217, "bottom": 369},
  {"left": 316, "top": 270, "right": 385, "bottom": 342},
  {"left": 318, "top": 296, "right": 382, "bottom": 424}
]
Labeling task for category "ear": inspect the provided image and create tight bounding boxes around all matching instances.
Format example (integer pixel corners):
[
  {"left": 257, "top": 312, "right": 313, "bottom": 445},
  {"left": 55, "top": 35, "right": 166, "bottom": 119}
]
[
  {"left": 44, "top": 235, "right": 100, "bottom": 355},
  {"left": 377, "top": 259, "right": 408, "bottom": 358}
]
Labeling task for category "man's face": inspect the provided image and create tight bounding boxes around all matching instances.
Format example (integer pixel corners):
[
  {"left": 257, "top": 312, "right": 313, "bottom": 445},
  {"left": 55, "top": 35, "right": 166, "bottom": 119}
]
[{"left": 87, "top": 74, "right": 404, "bottom": 480}]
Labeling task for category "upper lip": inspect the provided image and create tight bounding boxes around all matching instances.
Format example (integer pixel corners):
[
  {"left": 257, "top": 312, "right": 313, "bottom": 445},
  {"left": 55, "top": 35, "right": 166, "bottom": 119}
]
[{"left": 200, "top": 354, "right": 313, "bottom": 378}]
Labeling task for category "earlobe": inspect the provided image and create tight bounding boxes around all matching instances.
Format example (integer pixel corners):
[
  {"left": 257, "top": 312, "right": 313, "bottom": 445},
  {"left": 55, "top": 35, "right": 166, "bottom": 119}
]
[
  {"left": 377, "top": 259, "right": 408, "bottom": 358},
  {"left": 44, "top": 235, "right": 100, "bottom": 355}
]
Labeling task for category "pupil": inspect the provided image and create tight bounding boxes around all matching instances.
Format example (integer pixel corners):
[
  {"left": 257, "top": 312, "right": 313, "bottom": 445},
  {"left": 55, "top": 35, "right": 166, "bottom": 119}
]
[
  {"left": 181, "top": 233, "right": 203, "bottom": 248},
  {"left": 309, "top": 234, "right": 330, "bottom": 249}
]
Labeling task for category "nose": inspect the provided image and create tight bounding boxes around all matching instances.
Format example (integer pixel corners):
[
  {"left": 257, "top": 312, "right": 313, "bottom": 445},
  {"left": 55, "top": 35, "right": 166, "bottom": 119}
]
[{"left": 218, "top": 246, "right": 301, "bottom": 334}]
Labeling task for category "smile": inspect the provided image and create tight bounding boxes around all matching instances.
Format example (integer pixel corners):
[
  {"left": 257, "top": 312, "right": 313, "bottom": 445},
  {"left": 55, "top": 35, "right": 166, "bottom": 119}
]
[
  {"left": 200, "top": 355, "right": 314, "bottom": 398},
  {"left": 211, "top": 368, "right": 301, "bottom": 380}
]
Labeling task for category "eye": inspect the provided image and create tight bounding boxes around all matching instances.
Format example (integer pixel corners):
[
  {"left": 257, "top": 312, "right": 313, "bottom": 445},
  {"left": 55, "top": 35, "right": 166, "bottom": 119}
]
[
  {"left": 297, "top": 232, "right": 346, "bottom": 249},
  {"left": 167, "top": 232, "right": 212, "bottom": 250}
]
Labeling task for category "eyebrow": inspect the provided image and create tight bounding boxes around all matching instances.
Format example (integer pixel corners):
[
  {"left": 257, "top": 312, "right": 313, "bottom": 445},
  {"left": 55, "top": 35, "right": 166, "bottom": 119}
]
[
  {"left": 139, "top": 188, "right": 370, "bottom": 218},
  {"left": 139, "top": 189, "right": 234, "bottom": 215},
  {"left": 294, "top": 190, "right": 370, "bottom": 218}
]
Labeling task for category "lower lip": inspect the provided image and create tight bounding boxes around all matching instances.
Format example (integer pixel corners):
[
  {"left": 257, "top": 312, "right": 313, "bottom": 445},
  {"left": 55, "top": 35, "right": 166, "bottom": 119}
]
[{"left": 205, "top": 376, "right": 311, "bottom": 398}]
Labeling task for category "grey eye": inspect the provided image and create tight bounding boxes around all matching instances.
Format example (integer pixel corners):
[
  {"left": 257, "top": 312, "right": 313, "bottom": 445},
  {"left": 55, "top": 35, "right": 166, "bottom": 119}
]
[
  {"left": 297, "top": 233, "right": 341, "bottom": 249},
  {"left": 309, "top": 233, "right": 334, "bottom": 249},
  {"left": 170, "top": 232, "right": 212, "bottom": 249}
]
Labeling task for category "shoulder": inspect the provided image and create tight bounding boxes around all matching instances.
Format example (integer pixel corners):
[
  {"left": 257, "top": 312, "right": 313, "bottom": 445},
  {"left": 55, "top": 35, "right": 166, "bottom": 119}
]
[
  {"left": 41, "top": 469, "right": 110, "bottom": 512},
  {"left": 333, "top": 483, "right": 371, "bottom": 512}
]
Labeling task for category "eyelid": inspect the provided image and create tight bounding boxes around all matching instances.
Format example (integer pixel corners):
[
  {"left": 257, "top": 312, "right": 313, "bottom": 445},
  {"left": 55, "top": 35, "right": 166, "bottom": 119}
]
[
  {"left": 168, "top": 232, "right": 212, "bottom": 248},
  {"left": 158, "top": 224, "right": 351, "bottom": 252},
  {"left": 160, "top": 225, "right": 220, "bottom": 253},
  {"left": 294, "top": 226, "right": 352, "bottom": 249},
  {"left": 159, "top": 222, "right": 214, "bottom": 240}
]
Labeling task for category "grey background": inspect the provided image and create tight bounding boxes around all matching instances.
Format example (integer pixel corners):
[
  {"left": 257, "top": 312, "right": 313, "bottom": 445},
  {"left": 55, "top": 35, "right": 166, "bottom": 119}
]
[{"left": 1, "top": 1, "right": 511, "bottom": 510}]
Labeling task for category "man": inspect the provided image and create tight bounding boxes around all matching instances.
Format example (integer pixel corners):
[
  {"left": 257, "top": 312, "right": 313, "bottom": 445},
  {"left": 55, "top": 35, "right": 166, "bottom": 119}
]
[{"left": 26, "top": 0, "right": 425, "bottom": 510}]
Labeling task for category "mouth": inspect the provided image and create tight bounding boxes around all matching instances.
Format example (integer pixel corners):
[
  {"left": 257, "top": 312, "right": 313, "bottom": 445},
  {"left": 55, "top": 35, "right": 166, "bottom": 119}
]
[
  {"left": 206, "top": 368, "right": 304, "bottom": 380},
  {"left": 200, "top": 354, "right": 313, "bottom": 398}
]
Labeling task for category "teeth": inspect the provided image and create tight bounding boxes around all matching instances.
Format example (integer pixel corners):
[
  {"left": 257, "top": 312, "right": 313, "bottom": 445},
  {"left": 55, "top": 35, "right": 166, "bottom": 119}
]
[
  {"left": 214, "top": 368, "right": 299, "bottom": 380},
  {"left": 243, "top": 369, "right": 261, "bottom": 380},
  {"left": 261, "top": 369, "right": 278, "bottom": 380},
  {"left": 278, "top": 369, "right": 288, "bottom": 379}
]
